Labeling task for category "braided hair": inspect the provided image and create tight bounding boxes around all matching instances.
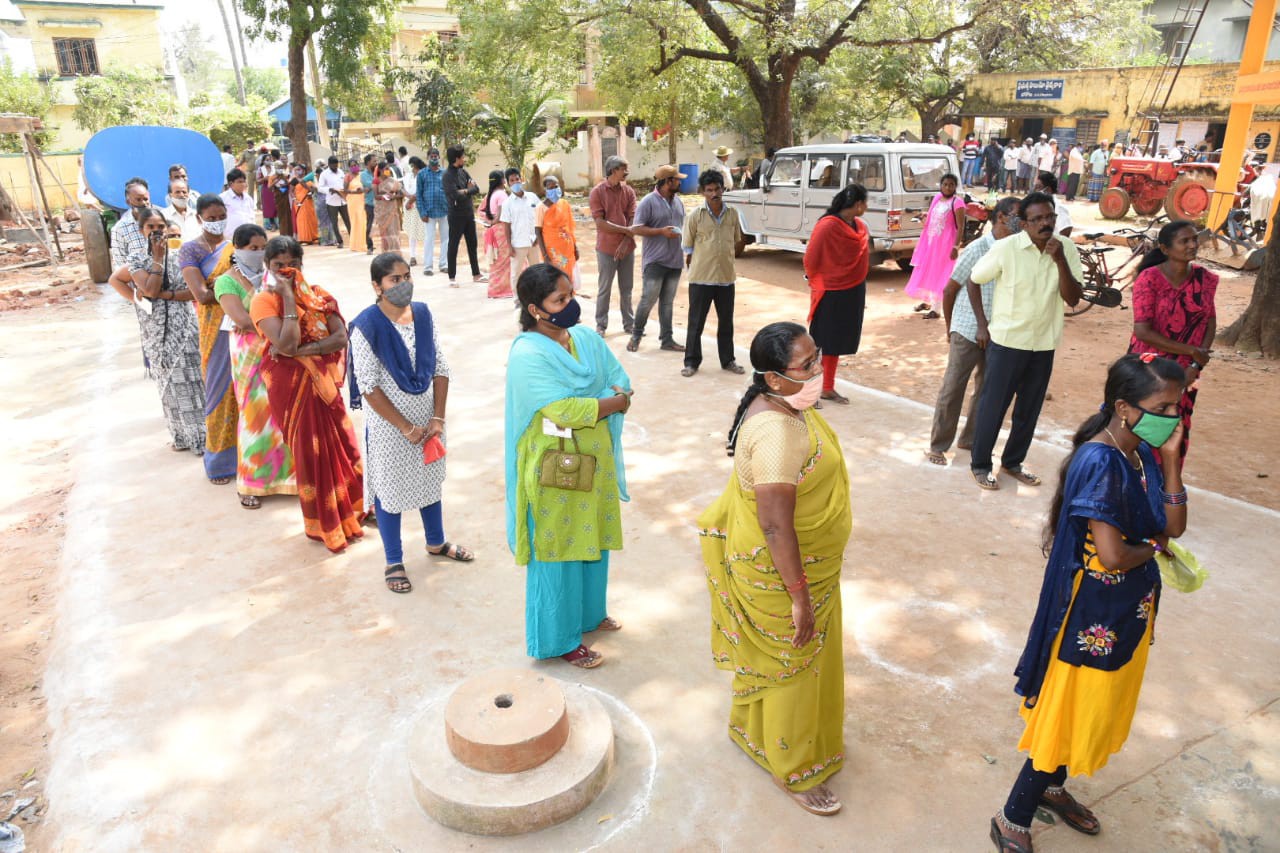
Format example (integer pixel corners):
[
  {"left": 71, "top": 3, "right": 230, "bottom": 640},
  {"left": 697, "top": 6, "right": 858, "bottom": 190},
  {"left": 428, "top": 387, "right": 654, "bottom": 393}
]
[{"left": 725, "top": 322, "right": 807, "bottom": 457}]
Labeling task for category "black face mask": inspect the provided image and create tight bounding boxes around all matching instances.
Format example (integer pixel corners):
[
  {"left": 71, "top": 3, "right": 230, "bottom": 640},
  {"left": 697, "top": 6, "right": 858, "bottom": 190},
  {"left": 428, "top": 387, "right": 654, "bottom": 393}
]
[{"left": 539, "top": 297, "right": 581, "bottom": 329}]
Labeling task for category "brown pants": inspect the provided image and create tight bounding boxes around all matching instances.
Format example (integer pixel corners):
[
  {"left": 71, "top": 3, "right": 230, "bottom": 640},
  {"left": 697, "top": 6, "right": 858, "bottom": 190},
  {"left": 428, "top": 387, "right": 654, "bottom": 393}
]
[{"left": 929, "top": 331, "right": 986, "bottom": 454}]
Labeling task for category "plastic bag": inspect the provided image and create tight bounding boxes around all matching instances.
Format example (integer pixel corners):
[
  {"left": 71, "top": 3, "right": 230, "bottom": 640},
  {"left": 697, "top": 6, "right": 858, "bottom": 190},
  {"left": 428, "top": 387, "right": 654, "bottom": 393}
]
[{"left": 1155, "top": 540, "right": 1208, "bottom": 593}]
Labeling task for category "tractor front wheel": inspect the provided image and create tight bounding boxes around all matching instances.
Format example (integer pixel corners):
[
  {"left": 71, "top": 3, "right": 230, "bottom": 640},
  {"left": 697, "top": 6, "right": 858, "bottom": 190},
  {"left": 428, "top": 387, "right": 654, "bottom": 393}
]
[{"left": 1099, "top": 187, "right": 1131, "bottom": 220}]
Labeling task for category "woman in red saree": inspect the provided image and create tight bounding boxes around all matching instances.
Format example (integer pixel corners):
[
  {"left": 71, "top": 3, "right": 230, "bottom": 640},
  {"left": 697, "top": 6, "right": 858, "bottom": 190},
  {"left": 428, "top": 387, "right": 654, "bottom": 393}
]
[
  {"left": 802, "top": 184, "right": 870, "bottom": 405},
  {"left": 250, "top": 236, "right": 365, "bottom": 552}
]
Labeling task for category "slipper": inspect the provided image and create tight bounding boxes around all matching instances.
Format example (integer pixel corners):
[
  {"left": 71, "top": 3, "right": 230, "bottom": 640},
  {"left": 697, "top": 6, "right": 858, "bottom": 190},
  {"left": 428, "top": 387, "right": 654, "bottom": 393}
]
[
  {"left": 239, "top": 494, "right": 262, "bottom": 510},
  {"left": 771, "top": 776, "right": 841, "bottom": 816},
  {"left": 989, "top": 817, "right": 1032, "bottom": 853},
  {"left": 921, "top": 310, "right": 941, "bottom": 320},
  {"left": 1038, "top": 790, "right": 1100, "bottom": 836},
  {"left": 913, "top": 302, "right": 930, "bottom": 312},
  {"left": 925, "top": 451, "right": 947, "bottom": 466},
  {"left": 973, "top": 470, "right": 1000, "bottom": 490},
  {"left": 626, "top": 338, "right": 640, "bottom": 352},
  {"left": 384, "top": 564, "right": 412, "bottom": 594},
  {"left": 820, "top": 390, "right": 849, "bottom": 404},
  {"left": 561, "top": 644, "right": 603, "bottom": 668},
  {"left": 1004, "top": 467, "right": 1042, "bottom": 486},
  {"left": 722, "top": 362, "right": 746, "bottom": 374},
  {"left": 427, "top": 541, "right": 475, "bottom": 562},
  {"left": 592, "top": 616, "right": 622, "bottom": 632},
  {"left": 681, "top": 366, "right": 697, "bottom": 377},
  {"left": 210, "top": 476, "right": 233, "bottom": 485}
]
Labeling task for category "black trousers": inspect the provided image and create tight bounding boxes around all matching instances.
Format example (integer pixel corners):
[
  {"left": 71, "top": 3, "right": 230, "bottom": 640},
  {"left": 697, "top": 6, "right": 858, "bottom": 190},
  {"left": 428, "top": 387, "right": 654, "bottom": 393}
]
[
  {"left": 1003, "top": 759, "right": 1068, "bottom": 827},
  {"left": 329, "top": 204, "right": 350, "bottom": 245},
  {"left": 684, "top": 282, "right": 735, "bottom": 369},
  {"left": 1064, "top": 173, "right": 1081, "bottom": 201},
  {"left": 447, "top": 212, "right": 480, "bottom": 278},
  {"left": 969, "top": 342, "right": 1054, "bottom": 473},
  {"left": 364, "top": 203, "right": 375, "bottom": 251}
]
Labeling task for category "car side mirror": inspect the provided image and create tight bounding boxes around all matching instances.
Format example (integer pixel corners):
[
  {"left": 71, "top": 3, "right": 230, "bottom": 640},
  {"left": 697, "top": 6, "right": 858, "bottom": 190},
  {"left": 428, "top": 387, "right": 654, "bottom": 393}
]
[{"left": 761, "top": 175, "right": 771, "bottom": 193}]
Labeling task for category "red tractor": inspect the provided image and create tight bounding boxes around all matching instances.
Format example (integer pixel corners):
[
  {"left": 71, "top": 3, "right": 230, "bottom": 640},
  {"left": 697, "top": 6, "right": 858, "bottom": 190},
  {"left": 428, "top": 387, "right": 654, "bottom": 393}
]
[{"left": 1098, "top": 157, "right": 1218, "bottom": 220}]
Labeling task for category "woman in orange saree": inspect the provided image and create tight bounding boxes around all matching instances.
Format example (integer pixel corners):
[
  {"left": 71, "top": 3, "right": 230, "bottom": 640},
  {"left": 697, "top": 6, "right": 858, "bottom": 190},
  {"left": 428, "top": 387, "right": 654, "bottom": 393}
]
[
  {"left": 535, "top": 175, "right": 577, "bottom": 280},
  {"left": 250, "top": 236, "right": 365, "bottom": 553},
  {"left": 292, "top": 167, "right": 319, "bottom": 244}
]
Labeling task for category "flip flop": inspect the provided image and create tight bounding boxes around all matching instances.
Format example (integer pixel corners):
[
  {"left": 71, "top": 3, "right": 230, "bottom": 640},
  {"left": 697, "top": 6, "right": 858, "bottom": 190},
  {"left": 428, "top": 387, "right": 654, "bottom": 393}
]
[
  {"left": 820, "top": 390, "right": 849, "bottom": 404},
  {"left": 1038, "top": 790, "right": 1101, "bottom": 835},
  {"left": 427, "top": 541, "right": 475, "bottom": 562},
  {"left": 973, "top": 470, "right": 1001, "bottom": 490},
  {"left": 1004, "top": 467, "right": 1042, "bottom": 486},
  {"left": 921, "top": 310, "right": 941, "bottom": 320},
  {"left": 772, "top": 776, "right": 841, "bottom": 816},
  {"left": 210, "top": 476, "right": 233, "bottom": 485},
  {"left": 239, "top": 494, "right": 262, "bottom": 510},
  {"left": 925, "top": 451, "right": 947, "bottom": 466},
  {"left": 561, "top": 644, "right": 603, "bottom": 668},
  {"left": 592, "top": 616, "right": 622, "bottom": 632}
]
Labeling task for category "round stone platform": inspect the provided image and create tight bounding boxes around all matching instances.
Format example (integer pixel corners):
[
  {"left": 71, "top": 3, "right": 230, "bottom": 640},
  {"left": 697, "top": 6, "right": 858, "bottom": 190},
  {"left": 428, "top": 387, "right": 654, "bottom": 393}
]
[
  {"left": 445, "top": 669, "right": 569, "bottom": 773},
  {"left": 410, "top": 677, "right": 614, "bottom": 836}
]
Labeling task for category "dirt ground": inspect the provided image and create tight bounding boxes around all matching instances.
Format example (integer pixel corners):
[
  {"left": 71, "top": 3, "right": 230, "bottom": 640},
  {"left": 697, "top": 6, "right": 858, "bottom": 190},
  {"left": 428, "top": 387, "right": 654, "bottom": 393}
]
[{"left": 0, "top": 196, "right": 1275, "bottom": 849}]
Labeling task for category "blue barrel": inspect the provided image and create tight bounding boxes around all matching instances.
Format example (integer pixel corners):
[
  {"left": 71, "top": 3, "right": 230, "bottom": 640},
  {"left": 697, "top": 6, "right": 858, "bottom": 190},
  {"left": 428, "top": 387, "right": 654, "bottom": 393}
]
[{"left": 678, "top": 164, "right": 699, "bottom": 194}]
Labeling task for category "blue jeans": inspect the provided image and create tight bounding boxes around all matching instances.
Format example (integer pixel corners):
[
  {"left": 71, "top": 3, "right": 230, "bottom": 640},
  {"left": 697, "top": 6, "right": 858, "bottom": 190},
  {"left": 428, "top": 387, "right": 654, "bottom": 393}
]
[{"left": 373, "top": 496, "right": 444, "bottom": 565}]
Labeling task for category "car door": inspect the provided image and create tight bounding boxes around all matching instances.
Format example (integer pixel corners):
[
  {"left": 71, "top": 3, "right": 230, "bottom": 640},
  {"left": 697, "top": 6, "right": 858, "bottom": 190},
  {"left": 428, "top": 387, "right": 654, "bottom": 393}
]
[
  {"left": 847, "top": 154, "right": 888, "bottom": 235},
  {"left": 897, "top": 153, "right": 957, "bottom": 237},
  {"left": 761, "top": 153, "right": 805, "bottom": 232},
  {"left": 802, "top": 154, "right": 842, "bottom": 235}
]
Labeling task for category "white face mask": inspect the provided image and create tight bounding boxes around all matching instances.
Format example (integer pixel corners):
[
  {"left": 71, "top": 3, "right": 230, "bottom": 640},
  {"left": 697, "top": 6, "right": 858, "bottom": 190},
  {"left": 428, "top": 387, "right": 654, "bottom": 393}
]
[
  {"left": 202, "top": 218, "right": 228, "bottom": 236},
  {"left": 769, "top": 373, "right": 823, "bottom": 410}
]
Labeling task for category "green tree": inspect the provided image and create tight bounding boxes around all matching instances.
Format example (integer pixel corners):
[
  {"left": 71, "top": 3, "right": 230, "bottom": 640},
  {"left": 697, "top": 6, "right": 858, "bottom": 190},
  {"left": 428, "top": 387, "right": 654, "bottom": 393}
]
[
  {"left": 72, "top": 66, "right": 178, "bottom": 133},
  {"left": 171, "top": 22, "right": 226, "bottom": 97},
  {"left": 388, "top": 35, "right": 476, "bottom": 146},
  {"left": 0, "top": 60, "right": 56, "bottom": 153},
  {"left": 239, "top": 0, "right": 397, "bottom": 157},
  {"left": 473, "top": 71, "right": 568, "bottom": 175},
  {"left": 238, "top": 67, "right": 287, "bottom": 103},
  {"left": 188, "top": 94, "right": 274, "bottom": 151}
]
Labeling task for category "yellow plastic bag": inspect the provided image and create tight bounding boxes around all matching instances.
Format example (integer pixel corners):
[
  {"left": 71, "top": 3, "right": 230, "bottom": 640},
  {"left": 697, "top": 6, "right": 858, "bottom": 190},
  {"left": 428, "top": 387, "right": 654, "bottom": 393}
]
[{"left": 1155, "top": 540, "right": 1208, "bottom": 593}]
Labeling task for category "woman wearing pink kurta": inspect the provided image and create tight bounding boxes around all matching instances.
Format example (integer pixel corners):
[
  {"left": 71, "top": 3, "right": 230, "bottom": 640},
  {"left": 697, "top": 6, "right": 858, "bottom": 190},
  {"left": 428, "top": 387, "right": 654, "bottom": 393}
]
[{"left": 905, "top": 173, "right": 965, "bottom": 319}]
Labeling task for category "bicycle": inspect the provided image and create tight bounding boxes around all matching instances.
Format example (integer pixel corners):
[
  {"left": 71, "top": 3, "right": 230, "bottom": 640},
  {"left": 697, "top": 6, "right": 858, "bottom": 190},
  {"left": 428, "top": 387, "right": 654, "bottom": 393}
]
[{"left": 1067, "top": 215, "right": 1166, "bottom": 317}]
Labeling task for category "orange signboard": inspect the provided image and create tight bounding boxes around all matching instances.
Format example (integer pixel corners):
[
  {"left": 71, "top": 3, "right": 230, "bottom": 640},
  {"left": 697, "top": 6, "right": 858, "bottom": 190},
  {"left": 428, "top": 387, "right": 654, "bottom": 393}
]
[{"left": 1234, "top": 70, "right": 1280, "bottom": 104}]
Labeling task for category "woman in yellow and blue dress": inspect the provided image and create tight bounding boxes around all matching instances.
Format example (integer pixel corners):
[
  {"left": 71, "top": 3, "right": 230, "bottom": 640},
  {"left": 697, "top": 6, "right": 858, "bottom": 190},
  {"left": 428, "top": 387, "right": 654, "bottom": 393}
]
[
  {"left": 504, "top": 263, "right": 633, "bottom": 669},
  {"left": 990, "top": 353, "right": 1190, "bottom": 853}
]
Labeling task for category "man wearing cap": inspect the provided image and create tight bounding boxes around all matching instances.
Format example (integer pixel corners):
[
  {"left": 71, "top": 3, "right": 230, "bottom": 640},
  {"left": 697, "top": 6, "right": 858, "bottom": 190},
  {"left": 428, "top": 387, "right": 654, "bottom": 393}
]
[
  {"left": 588, "top": 155, "right": 637, "bottom": 334},
  {"left": 709, "top": 145, "right": 735, "bottom": 188},
  {"left": 627, "top": 164, "right": 687, "bottom": 353}
]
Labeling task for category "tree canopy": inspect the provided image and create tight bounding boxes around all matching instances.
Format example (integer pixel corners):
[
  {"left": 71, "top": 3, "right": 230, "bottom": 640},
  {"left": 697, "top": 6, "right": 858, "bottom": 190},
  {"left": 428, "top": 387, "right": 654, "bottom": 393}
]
[
  {"left": 0, "top": 59, "right": 56, "bottom": 152},
  {"left": 72, "top": 66, "right": 177, "bottom": 134}
]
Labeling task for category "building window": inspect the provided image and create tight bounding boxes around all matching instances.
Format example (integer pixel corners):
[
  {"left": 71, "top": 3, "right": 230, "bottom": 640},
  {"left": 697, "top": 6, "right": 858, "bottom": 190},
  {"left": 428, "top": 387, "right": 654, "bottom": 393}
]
[
  {"left": 437, "top": 30, "right": 458, "bottom": 44},
  {"left": 53, "top": 37, "right": 99, "bottom": 76},
  {"left": 1076, "top": 120, "right": 1100, "bottom": 148}
]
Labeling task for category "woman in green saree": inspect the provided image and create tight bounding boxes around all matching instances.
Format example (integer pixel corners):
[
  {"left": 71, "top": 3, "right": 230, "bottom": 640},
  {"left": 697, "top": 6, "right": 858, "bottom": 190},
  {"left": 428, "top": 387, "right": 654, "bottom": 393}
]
[{"left": 698, "top": 322, "right": 852, "bottom": 816}]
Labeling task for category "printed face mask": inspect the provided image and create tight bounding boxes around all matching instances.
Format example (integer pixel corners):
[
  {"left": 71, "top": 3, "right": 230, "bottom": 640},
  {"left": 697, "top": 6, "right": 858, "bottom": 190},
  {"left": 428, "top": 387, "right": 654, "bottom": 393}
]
[
  {"left": 381, "top": 280, "right": 414, "bottom": 307},
  {"left": 770, "top": 373, "right": 823, "bottom": 410},
  {"left": 1129, "top": 406, "right": 1180, "bottom": 448},
  {"left": 202, "top": 218, "right": 228, "bottom": 236},
  {"left": 539, "top": 297, "right": 581, "bottom": 329}
]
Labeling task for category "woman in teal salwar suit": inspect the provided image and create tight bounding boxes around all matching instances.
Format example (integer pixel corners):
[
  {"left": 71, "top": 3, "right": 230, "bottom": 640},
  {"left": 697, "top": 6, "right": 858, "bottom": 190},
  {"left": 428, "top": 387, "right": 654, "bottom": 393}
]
[{"left": 505, "top": 264, "right": 634, "bottom": 669}]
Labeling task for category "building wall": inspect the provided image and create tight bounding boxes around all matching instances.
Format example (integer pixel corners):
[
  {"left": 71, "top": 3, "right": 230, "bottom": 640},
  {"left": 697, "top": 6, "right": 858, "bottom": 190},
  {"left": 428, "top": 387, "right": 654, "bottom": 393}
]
[
  {"left": 14, "top": 1, "right": 166, "bottom": 150},
  {"left": 962, "top": 61, "right": 1280, "bottom": 161},
  {"left": 0, "top": 150, "right": 83, "bottom": 211},
  {"left": 1147, "top": 0, "right": 1280, "bottom": 63}
]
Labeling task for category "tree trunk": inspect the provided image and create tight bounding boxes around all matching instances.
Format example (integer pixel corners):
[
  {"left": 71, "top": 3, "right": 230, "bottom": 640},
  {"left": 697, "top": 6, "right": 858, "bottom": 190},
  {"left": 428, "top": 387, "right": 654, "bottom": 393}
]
[
  {"left": 218, "top": 0, "right": 246, "bottom": 106},
  {"left": 286, "top": 33, "right": 310, "bottom": 162},
  {"left": 667, "top": 95, "right": 678, "bottom": 165},
  {"left": 756, "top": 75, "right": 795, "bottom": 153},
  {"left": 306, "top": 37, "right": 330, "bottom": 149},
  {"left": 229, "top": 0, "right": 249, "bottom": 71},
  {"left": 1218, "top": 202, "right": 1280, "bottom": 356}
]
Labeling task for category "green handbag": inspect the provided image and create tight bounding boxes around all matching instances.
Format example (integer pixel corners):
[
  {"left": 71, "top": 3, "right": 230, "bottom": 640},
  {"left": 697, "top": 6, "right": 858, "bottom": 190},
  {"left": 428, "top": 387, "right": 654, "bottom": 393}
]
[{"left": 538, "top": 432, "right": 597, "bottom": 492}]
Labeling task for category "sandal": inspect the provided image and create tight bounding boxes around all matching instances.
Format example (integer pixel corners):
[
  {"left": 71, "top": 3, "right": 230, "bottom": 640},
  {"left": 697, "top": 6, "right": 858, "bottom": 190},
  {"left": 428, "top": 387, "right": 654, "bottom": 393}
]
[
  {"left": 1004, "top": 466, "right": 1042, "bottom": 487},
  {"left": 210, "top": 476, "right": 233, "bottom": 485},
  {"left": 921, "top": 309, "right": 941, "bottom": 320},
  {"left": 592, "top": 616, "right": 622, "bottom": 632},
  {"left": 239, "top": 494, "right": 262, "bottom": 510},
  {"left": 989, "top": 816, "right": 1033, "bottom": 853},
  {"left": 626, "top": 337, "right": 640, "bottom": 352},
  {"left": 925, "top": 451, "right": 947, "bottom": 466},
  {"left": 427, "top": 541, "right": 475, "bottom": 562},
  {"left": 772, "top": 776, "right": 841, "bottom": 816},
  {"left": 384, "top": 564, "right": 412, "bottom": 594},
  {"left": 820, "top": 390, "right": 849, "bottom": 404},
  {"left": 913, "top": 302, "right": 930, "bottom": 312},
  {"left": 1038, "top": 788, "right": 1100, "bottom": 836},
  {"left": 973, "top": 470, "right": 1001, "bottom": 491},
  {"left": 561, "top": 644, "right": 603, "bottom": 668}
]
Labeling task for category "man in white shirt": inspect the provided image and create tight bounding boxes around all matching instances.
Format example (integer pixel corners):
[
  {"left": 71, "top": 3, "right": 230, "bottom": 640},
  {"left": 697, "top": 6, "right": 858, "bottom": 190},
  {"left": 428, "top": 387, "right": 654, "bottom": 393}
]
[
  {"left": 220, "top": 169, "right": 256, "bottom": 235},
  {"left": 1064, "top": 144, "right": 1085, "bottom": 201},
  {"left": 708, "top": 146, "right": 735, "bottom": 188},
  {"left": 316, "top": 155, "right": 350, "bottom": 247},
  {"left": 499, "top": 168, "right": 542, "bottom": 278},
  {"left": 220, "top": 146, "right": 236, "bottom": 185},
  {"left": 1001, "top": 143, "right": 1019, "bottom": 192},
  {"left": 1034, "top": 172, "right": 1073, "bottom": 237},
  {"left": 162, "top": 179, "right": 202, "bottom": 241},
  {"left": 395, "top": 146, "right": 411, "bottom": 180}
]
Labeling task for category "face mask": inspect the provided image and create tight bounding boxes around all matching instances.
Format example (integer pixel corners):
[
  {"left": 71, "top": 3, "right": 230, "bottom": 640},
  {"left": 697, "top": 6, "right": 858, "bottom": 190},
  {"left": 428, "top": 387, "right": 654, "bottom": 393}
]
[
  {"left": 511, "top": 182, "right": 524, "bottom": 195},
  {"left": 131, "top": 201, "right": 150, "bottom": 215},
  {"left": 381, "top": 280, "right": 413, "bottom": 308},
  {"left": 538, "top": 297, "right": 581, "bottom": 329},
  {"left": 1006, "top": 214, "right": 1022, "bottom": 234},
  {"left": 546, "top": 187, "right": 562, "bottom": 203},
  {"left": 236, "top": 248, "right": 265, "bottom": 273},
  {"left": 769, "top": 373, "right": 823, "bottom": 411},
  {"left": 428, "top": 157, "right": 440, "bottom": 167},
  {"left": 170, "top": 196, "right": 188, "bottom": 210},
  {"left": 1128, "top": 407, "right": 1180, "bottom": 448},
  {"left": 202, "top": 218, "right": 228, "bottom": 236}
]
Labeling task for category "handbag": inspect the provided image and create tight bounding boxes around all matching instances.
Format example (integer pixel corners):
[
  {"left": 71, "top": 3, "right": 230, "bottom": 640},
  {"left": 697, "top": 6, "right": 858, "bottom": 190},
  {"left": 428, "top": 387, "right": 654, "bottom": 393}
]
[{"left": 538, "top": 432, "right": 596, "bottom": 492}]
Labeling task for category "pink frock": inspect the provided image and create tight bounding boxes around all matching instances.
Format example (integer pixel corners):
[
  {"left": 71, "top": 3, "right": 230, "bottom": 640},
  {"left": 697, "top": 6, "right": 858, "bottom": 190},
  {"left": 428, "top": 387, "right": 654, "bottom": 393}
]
[{"left": 905, "top": 192, "right": 965, "bottom": 302}]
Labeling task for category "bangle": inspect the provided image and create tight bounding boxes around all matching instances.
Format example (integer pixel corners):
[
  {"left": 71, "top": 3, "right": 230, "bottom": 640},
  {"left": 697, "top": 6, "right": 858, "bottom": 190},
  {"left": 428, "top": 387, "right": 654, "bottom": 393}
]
[
  {"left": 282, "top": 313, "right": 299, "bottom": 320},
  {"left": 784, "top": 573, "right": 808, "bottom": 594},
  {"left": 1189, "top": 360, "right": 1203, "bottom": 371},
  {"left": 429, "top": 416, "right": 445, "bottom": 423},
  {"left": 1143, "top": 537, "right": 1166, "bottom": 555},
  {"left": 401, "top": 425, "right": 418, "bottom": 437},
  {"left": 1161, "top": 489, "right": 1187, "bottom": 506}
]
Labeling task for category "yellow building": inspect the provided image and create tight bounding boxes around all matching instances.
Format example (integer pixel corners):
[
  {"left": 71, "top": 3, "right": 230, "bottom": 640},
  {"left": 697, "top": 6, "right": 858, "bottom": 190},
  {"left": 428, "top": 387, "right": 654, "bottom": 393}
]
[
  {"left": 14, "top": 0, "right": 168, "bottom": 150},
  {"left": 960, "top": 62, "right": 1280, "bottom": 161}
]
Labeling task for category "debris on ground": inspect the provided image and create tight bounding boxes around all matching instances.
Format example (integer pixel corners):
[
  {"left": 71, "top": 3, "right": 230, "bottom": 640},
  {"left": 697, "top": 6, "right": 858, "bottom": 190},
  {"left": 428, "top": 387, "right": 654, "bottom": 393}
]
[{"left": 0, "top": 820, "right": 25, "bottom": 853}]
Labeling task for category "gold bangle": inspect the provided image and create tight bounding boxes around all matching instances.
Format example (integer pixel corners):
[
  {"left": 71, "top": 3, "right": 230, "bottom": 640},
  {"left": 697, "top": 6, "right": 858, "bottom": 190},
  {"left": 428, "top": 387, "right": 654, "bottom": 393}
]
[{"left": 282, "top": 313, "right": 299, "bottom": 320}]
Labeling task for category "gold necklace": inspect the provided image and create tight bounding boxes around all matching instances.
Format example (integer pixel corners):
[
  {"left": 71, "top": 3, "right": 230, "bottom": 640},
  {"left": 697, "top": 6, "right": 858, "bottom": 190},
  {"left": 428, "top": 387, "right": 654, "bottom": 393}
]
[{"left": 1102, "top": 426, "right": 1147, "bottom": 491}]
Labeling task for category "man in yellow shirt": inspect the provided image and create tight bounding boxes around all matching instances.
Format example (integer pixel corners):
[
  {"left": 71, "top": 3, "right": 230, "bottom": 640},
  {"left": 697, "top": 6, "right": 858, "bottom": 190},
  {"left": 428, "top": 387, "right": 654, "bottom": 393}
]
[
  {"left": 965, "top": 192, "right": 1083, "bottom": 490},
  {"left": 681, "top": 170, "right": 746, "bottom": 377}
]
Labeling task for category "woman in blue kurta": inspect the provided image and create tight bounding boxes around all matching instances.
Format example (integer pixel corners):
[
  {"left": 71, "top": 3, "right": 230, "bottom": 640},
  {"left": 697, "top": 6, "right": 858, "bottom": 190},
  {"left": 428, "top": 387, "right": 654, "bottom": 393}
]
[
  {"left": 505, "top": 263, "right": 633, "bottom": 669},
  {"left": 990, "top": 353, "right": 1190, "bottom": 853}
]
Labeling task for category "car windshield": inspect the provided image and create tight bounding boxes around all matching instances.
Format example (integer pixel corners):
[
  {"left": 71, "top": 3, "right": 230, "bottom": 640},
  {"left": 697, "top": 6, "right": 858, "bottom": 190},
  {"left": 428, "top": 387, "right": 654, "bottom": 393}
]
[{"left": 901, "top": 156, "right": 952, "bottom": 191}]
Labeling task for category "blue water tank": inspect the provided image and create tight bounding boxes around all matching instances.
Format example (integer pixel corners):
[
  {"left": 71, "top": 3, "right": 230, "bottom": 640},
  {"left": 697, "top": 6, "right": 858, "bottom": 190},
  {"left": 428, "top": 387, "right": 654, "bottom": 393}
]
[{"left": 678, "top": 164, "right": 699, "bottom": 194}]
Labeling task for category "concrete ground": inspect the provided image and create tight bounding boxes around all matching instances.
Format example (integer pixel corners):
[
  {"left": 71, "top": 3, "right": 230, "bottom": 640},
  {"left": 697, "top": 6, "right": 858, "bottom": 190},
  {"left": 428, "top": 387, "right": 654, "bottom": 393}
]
[{"left": 26, "top": 243, "right": 1280, "bottom": 851}]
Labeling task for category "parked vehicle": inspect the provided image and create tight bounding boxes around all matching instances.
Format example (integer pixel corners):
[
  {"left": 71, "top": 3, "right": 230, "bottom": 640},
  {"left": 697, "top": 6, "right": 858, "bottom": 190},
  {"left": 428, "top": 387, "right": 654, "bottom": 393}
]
[{"left": 724, "top": 142, "right": 962, "bottom": 268}]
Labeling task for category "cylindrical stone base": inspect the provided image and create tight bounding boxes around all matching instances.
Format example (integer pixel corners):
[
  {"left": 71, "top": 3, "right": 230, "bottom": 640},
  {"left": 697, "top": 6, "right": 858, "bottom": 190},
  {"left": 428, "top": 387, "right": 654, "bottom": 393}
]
[{"left": 445, "top": 668, "right": 569, "bottom": 773}]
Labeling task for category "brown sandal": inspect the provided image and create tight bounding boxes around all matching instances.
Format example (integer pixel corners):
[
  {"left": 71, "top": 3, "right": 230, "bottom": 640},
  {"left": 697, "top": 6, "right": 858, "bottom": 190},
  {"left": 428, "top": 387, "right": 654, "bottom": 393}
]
[
  {"left": 1038, "top": 788, "right": 1100, "bottom": 835},
  {"left": 1004, "top": 466, "right": 1042, "bottom": 487},
  {"left": 925, "top": 451, "right": 947, "bottom": 466},
  {"left": 974, "top": 470, "right": 1001, "bottom": 490},
  {"left": 239, "top": 494, "right": 262, "bottom": 510},
  {"left": 989, "top": 816, "right": 1033, "bottom": 852},
  {"left": 561, "top": 644, "right": 603, "bottom": 668}
]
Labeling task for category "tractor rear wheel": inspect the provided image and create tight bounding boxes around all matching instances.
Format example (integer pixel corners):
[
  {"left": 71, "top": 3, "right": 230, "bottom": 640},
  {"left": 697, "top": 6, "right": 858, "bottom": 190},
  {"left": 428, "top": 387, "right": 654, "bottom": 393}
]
[
  {"left": 83, "top": 210, "right": 112, "bottom": 284},
  {"left": 1166, "top": 178, "right": 1212, "bottom": 220},
  {"left": 1099, "top": 187, "right": 1131, "bottom": 220},
  {"left": 1132, "top": 192, "right": 1165, "bottom": 217}
]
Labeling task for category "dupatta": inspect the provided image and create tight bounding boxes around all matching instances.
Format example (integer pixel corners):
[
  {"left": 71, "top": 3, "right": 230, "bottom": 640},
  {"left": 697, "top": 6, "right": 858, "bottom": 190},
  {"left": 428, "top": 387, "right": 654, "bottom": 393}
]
[
  {"left": 347, "top": 301, "right": 436, "bottom": 409},
  {"left": 803, "top": 214, "right": 868, "bottom": 321}
]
